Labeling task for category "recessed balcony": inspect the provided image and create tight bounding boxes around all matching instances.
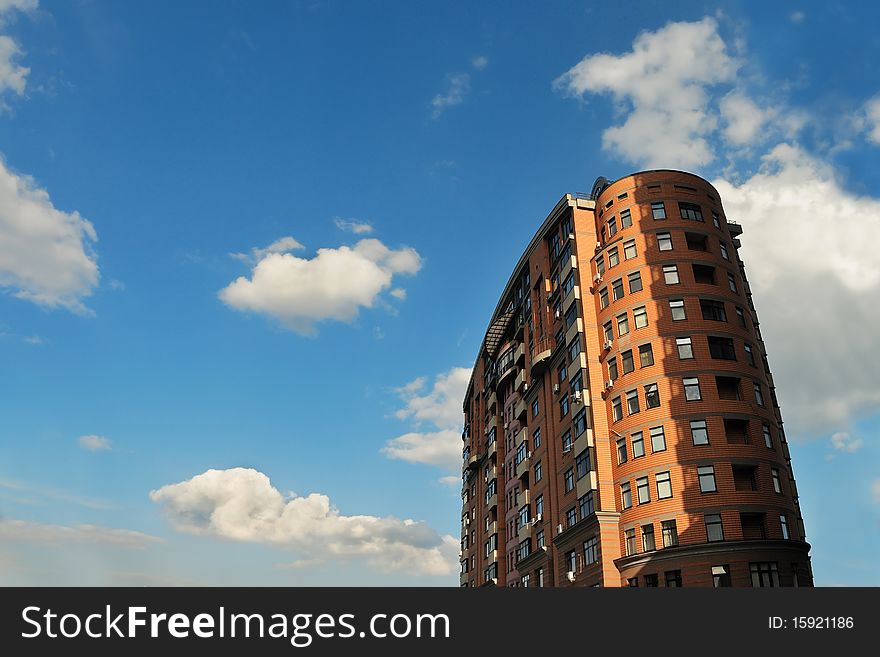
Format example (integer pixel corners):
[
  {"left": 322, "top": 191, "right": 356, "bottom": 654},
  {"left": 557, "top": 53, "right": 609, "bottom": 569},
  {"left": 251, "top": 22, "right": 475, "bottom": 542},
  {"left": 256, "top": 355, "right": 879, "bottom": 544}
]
[{"left": 576, "top": 470, "right": 598, "bottom": 499}]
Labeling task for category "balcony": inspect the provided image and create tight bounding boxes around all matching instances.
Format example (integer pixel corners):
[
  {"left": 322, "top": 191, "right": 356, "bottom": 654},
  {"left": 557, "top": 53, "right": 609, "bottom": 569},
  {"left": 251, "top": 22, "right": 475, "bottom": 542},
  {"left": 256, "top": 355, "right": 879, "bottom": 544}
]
[
  {"left": 560, "top": 253, "right": 578, "bottom": 284},
  {"left": 486, "top": 521, "right": 497, "bottom": 535},
  {"left": 514, "top": 342, "right": 525, "bottom": 365},
  {"left": 727, "top": 221, "right": 743, "bottom": 237},
  {"left": 531, "top": 338, "right": 554, "bottom": 376},
  {"left": 514, "top": 428, "right": 527, "bottom": 448},
  {"left": 517, "top": 520, "right": 533, "bottom": 542},
  {"left": 463, "top": 453, "right": 481, "bottom": 472},
  {"left": 514, "top": 398, "right": 527, "bottom": 423},
  {"left": 514, "top": 368, "right": 526, "bottom": 392},
  {"left": 498, "top": 362, "right": 517, "bottom": 385},
  {"left": 516, "top": 453, "right": 532, "bottom": 479},
  {"left": 486, "top": 390, "right": 497, "bottom": 412},
  {"left": 563, "top": 282, "right": 581, "bottom": 309},
  {"left": 564, "top": 316, "right": 583, "bottom": 350},
  {"left": 572, "top": 428, "right": 594, "bottom": 456},
  {"left": 484, "top": 416, "right": 497, "bottom": 435},
  {"left": 576, "top": 470, "right": 598, "bottom": 499},
  {"left": 486, "top": 438, "right": 497, "bottom": 460},
  {"left": 485, "top": 493, "right": 498, "bottom": 511}
]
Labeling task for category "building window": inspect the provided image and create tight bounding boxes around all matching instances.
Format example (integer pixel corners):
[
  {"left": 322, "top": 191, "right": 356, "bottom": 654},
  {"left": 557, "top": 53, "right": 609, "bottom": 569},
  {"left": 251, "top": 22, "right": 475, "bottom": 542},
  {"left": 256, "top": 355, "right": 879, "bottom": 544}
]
[
  {"left": 534, "top": 460, "right": 542, "bottom": 482},
  {"left": 570, "top": 372, "right": 583, "bottom": 393},
  {"left": 565, "top": 303, "right": 577, "bottom": 328},
  {"left": 564, "top": 468, "right": 575, "bottom": 493},
  {"left": 712, "top": 565, "right": 731, "bottom": 587},
  {"left": 625, "top": 528, "right": 637, "bottom": 555},
  {"left": 705, "top": 513, "right": 724, "bottom": 541},
  {"left": 735, "top": 305, "right": 747, "bottom": 328},
  {"left": 700, "top": 298, "right": 727, "bottom": 321},
  {"left": 720, "top": 242, "right": 730, "bottom": 261},
  {"left": 636, "top": 477, "right": 650, "bottom": 504},
  {"left": 623, "top": 239, "right": 637, "bottom": 260},
  {"left": 579, "top": 492, "right": 594, "bottom": 519},
  {"left": 690, "top": 419, "right": 709, "bottom": 445},
  {"left": 670, "top": 299, "right": 686, "bottom": 321},
  {"left": 724, "top": 418, "right": 749, "bottom": 444},
  {"left": 621, "top": 208, "right": 632, "bottom": 228},
  {"left": 692, "top": 263, "right": 716, "bottom": 285},
  {"left": 651, "top": 201, "right": 666, "bottom": 219},
  {"left": 521, "top": 573, "right": 530, "bottom": 588},
  {"left": 583, "top": 536, "right": 599, "bottom": 565},
  {"left": 608, "top": 357, "right": 618, "bottom": 381},
  {"left": 750, "top": 562, "right": 779, "bottom": 587},
  {"left": 621, "top": 349, "right": 634, "bottom": 374},
  {"left": 633, "top": 305, "right": 648, "bottom": 329},
  {"left": 626, "top": 389, "right": 640, "bottom": 415},
  {"left": 627, "top": 577, "right": 639, "bottom": 587},
  {"left": 662, "top": 264, "right": 679, "bottom": 284},
  {"left": 608, "top": 217, "right": 618, "bottom": 237},
  {"left": 650, "top": 425, "right": 666, "bottom": 452},
  {"left": 780, "top": 514, "right": 790, "bottom": 540},
  {"left": 656, "top": 471, "right": 672, "bottom": 499},
  {"left": 771, "top": 468, "right": 782, "bottom": 493},
  {"left": 727, "top": 272, "right": 738, "bottom": 292},
  {"left": 711, "top": 210, "right": 721, "bottom": 228},
  {"left": 533, "top": 427, "right": 542, "bottom": 450},
  {"left": 599, "top": 287, "right": 609, "bottom": 308},
  {"left": 617, "top": 437, "right": 627, "bottom": 464},
  {"left": 642, "top": 523, "right": 656, "bottom": 551},
  {"left": 683, "top": 377, "right": 702, "bottom": 401},
  {"left": 562, "top": 430, "right": 572, "bottom": 453},
  {"left": 603, "top": 322, "right": 614, "bottom": 344},
  {"left": 744, "top": 343, "right": 755, "bottom": 366},
  {"left": 612, "top": 278, "right": 625, "bottom": 301},
  {"left": 698, "top": 465, "right": 717, "bottom": 493},
  {"left": 661, "top": 519, "right": 678, "bottom": 547},
  {"left": 617, "top": 312, "right": 629, "bottom": 336},
  {"left": 708, "top": 336, "right": 736, "bottom": 360},
  {"left": 573, "top": 409, "right": 587, "bottom": 436},
  {"left": 686, "top": 232, "right": 708, "bottom": 251},
  {"left": 536, "top": 530, "right": 545, "bottom": 549},
  {"left": 566, "top": 507, "right": 577, "bottom": 527},
  {"left": 632, "top": 431, "right": 645, "bottom": 458},
  {"left": 559, "top": 394, "right": 569, "bottom": 418},
  {"left": 644, "top": 383, "right": 660, "bottom": 409},
  {"left": 535, "top": 494, "right": 544, "bottom": 518},
  {"left": 562, "top": 271, "right": 575, "bottom": 296},
  {"left": 612, "top": 396, "right": 623, "bottom": 421},
  {"left": 576, "top": 450, "right": 590, "bottom": 479},
  {"left": 639, "top": 343, "right": 654, "bottom": 367},
  {"left": 608, "top": 247, "right": 620, "bottom": 268},
  {"left": 762, "top": 423, "right": 773, "bottom": 449},
  {"left": 676, "top": 336, "right": 694, "bottom": 359},
  {"left": 754, "top": 382, "right": 765, "bottom": 406},
  {"left": 665, "top": 570, "right": 683, "bottom": 587},
  {"left": 568, "top": 336, "right": 581, "bottom": 362},
  {"left": 657, "top": 232, "right": 673, "bottom": 251},
  {"left": 732, "top": 465, "right": 758, "bottom": 491},
  {"left": 644, "top": 574, "right": 659, "bottom": 587},
  {"left": 679, "top": 202, "right": 703, "bottom": 221},
  {"left": 628, "top": 271, "right": 643, "bottom": 293},
  {"left": 621, "top": 482, "right": 632, "bottom": 509},
  {"left": 566, "top": 551, "right": 577, "bottom": 575},
  {"left": 716, "top": 376, "right": 742, "bottom": 400},
  {"left": 532, "top": 399, "right": 539, "bottom": 417}
]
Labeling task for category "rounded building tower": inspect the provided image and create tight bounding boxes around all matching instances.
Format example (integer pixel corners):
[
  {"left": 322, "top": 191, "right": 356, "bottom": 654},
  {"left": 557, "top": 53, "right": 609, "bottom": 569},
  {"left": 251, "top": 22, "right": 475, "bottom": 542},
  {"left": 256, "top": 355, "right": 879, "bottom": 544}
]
[{"left": 459, "top": 170, "right": 812, "bottom": 588}]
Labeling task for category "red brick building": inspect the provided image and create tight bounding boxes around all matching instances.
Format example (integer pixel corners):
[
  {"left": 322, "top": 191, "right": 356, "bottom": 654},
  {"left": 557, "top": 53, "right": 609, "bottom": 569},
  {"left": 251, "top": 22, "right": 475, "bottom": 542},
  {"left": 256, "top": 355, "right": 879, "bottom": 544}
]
[{"left": 459, "top": 170, "right": 812, "bottom": 588}]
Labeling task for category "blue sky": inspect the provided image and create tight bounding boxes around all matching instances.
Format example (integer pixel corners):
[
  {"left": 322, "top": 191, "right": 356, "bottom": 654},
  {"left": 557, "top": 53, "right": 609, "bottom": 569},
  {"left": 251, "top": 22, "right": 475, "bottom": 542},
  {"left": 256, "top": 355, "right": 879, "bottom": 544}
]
[{"left": 1, "top": 0, "right": 878, "bottom": 585}]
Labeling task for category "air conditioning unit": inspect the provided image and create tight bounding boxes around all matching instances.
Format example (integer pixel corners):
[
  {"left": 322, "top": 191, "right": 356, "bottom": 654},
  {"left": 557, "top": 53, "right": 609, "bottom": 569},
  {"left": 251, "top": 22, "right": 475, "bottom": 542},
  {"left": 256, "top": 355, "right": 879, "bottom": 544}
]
[
  {"left": 503, "top": 422, "right": 509, "bottom": 429},
  {"left": 562, "top": 444, "right": 572, "bottom": 454},
  {"left": 571, "top": 390, "right": 583, "bottom": 404},
  {"left": 553, "top": 383, "right": 560, "bottom": 394},
  {"left": 568, "top": 232, "right": 575, "bottom": 240},
  {"left": 605, "top": 379, "right": 614, "bottom": 390},
  {"left": 526, "top": 451, "right": 532, "bottom": 459},
  {"left": 594, "top": 242, "right": 602, "bottom": 251},
  {"left": 593, "top": 273, "right": 602, "bottom": 283},
  {"left": 533, "top": 513, "right": 543, "bottom": 523},
  {"left": 557, "top": 524, "right": 564, "bottom": 535},
  {"left": 567, "top": 571, "right": 576, "bottom": 582},
  {"left": 603, "top": 339, "right": 613, "bottom": 350},
  {"left": 554, "top": 309, "right": 561, "bottom": 319}
]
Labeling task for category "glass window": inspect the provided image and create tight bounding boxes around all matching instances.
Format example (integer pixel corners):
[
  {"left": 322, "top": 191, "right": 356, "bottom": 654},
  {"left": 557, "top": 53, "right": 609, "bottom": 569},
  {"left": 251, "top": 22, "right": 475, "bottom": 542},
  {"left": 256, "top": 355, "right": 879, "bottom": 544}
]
[
  {"left": 744, "top": 343, "right": 755, "bottom": 366},
  {"left": 663, "top": 264, "right": 679, "bottom": 284},
  {"left": 559, "top": 394, "right": 569, "bottom": 418},
  {"left": 608, "top": 247, "right": 619, "bottom": 268},
  {"left": 651, "top": 202, "right": 666, "bottom": 219},
  {"left": 642, "top": 523, "right": 656, "bottom": 550},
  {"left": 612, "top": 278, "right": 625, "bottom": 301},
  {"left": 533, "top": 427, "right": 542, "bottom": 450},
  {"left": 566, "top": 507, "right": 577, "bottom": 527},
  {"left": 662, "top": 519, "right": 678, "bottom": 547},
  {"left": 657, "top": 232, "right": 673, "bottom": 251},
  {"left": 700, "top": 299, "right": 727, "bottom": 321},
  {"left": 771, "top": 468, "right": 781, "bottom": 494},
  {"left": 596, "top": 256, "right": 605, "bottom": 276},
  {"left": 617, "top": 437, "right": 627, "bottom": 464},
  {"left": 621, "top": 481, "right": 632, "bottom": 509},
  {"left": 665, "top": 570, "right": 682, "bottom": 587},
  {"left": 579, "top": 492, "right": 594, "bottom": 519},
  {"left": 670, "top": 299, "right": 686, "bottom": 320},
  {"left": 679, "top": 202, "right": 703, "bottom": 221},
  {"left": 599, "top": 287, "right": 609, "bottom": 308},
  {"left": 650, "top": 425, "right": 666, "bottom": 452},
  {"left": 754, "top": 382, "right": 765, "bottom": 406},
  {"left": 706, "top": 514, "right": 724, "bottom": 542},
  {"left": 644, "top": 383, "right": 660, "bottom": 408},
  {"left": 626, "top": 389, "right": 640, "bottom": 415},
  {"left": 603, "top": 322, "right": 613, "bottom": 343},
  {"left": 676, "top": 336, "right": 694, "bottom": 359},
  {"left": 625, "top": 529, "right": 637, "bottom": 556},
  {"left": 633, "top": 305, "right": 648, "bottom": 328},
  {"left": 621, "top": 349, "right": 634, "bottom": 374},
  {"left": 684, "top": 377, "right": 702, "bottom": 401},
  {"left": 632, "top": 431, "right": 645, "bottom": 458},
  {"left": 562, "top": 271, "right": 575, "bottom": 296},
  {"left": 573, "top": 409, "right": 587, "bottom": 436},
  {"left": 656, "top": 471, "right": 672, "bottom": 499},
  {"left": 532, "top": 399, "right": 539, "bottom": 417},
  {"left": 623, "top": 239, "right": 637, "bottom": 260},
  {"left": 608, "top": 356, "right": 618, "bottom": 381},
  {"left": 637, "top": 477, "right": 650, "bottom": 504},
  {"left": 628, "top": 271, "right": 643, "bottom": 293},
  {"left": 612, "top": 396, "right": 622, "bottom": 422},
  {"left": 575, "top": 450, "right": 590, "bottom": 479},
  {"left": 562, "top": 430, "right": 572, "bottom": 453},
  {"left": 535, "top": 460, "right": 542, "bottom": 482},
  {"left": 712, "top": 210, "right": 721, "bottom": 228},
  {"left": 712, "top": 565, "right": 731, "bottom": 587},
  {"left": 617, "top": 312, "right": 629, "bottom": 336},
  {"left": 639, "top": 343, "right": 654, "bottom": 367},
  {"left": 780, "top": 515, "right": 790, "bottom": 540},
  {"left": 620, "top": 208, "right": 632, "bottom": 228},
  {"left": 690, "top": 419, "right": 709, "bottom": 445},
  {"left": 699, "top": 466, "right": 717, "bottom": 493},
  {"left": 720, "top": 242, "right": 730, "bottom": 261},
  {"left": 583, "top": 536, "right": 599, "bottom": 565},
  {"left": 762, "top": 423, "right": 773, "bottom": 449},
  {"left": 564, "top": 468, "right": 575, "bottom": 493},
  {"left": 750, "top": 562, "right": 779, "bottom": 588},
  {"left": 728, "top": 272, "right": 737, "bottom": 292}
]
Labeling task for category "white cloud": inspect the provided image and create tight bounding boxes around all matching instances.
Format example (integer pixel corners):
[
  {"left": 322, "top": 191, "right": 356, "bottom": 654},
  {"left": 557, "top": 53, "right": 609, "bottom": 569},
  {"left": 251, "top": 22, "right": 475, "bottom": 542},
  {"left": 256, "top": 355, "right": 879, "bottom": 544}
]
[
  {"left": 873, "top": 480, "right": 880, "bottom": 505},
  {"left": 334, "top": 218, "right": 374, "bottom": 234},
  {"left": 219, "top": 237, "right": 421, "bottom": 335},
  {"left": 789, "top": 10, "right": 806, "bottom": 24},
  {"left": 554, "top": 17, "right": 739, "bottom": 168},
  {"left": 0, "top": 35, "right": 27, "bottom": 98},
  {"left": 383, "top": 367, "right": 470, "bottom": 474},
  {"left": 863, "top": 96, "right": 880, "bottom": 145},
  {"left": 720, "top": 90, "right": 774, "bottom": 146},
  {"left": 0, "top": 158, "right": 99, "bottom": 312},
  {"left": 430, "top": 73, "right": 470, "bottom": 119},
  {"left": 713, "top": 144, "right": 880, "bottom": 437},
  {"left": 0, "top": 519, "right": 160, "bottom": 548},
  {"left": 390, "top": 287, "right": 406, "bottom": 300},
  {"left": 0, "top": 1, "right": 38, "bottom": 17},
  {"left": 830, "top": 432, "right": 863, "bottom": 453},
  {"left": 78, "top": 434, "right": 112, "bottom": 452},
  {"left": 471, "top": 55, "right": 488, "bottom": 70},
  {"left": 150, "top": 467, "right": 457, "bottom": 576},
  {"left": 438, "top": 475, "right": 460, "bottom": 487}
]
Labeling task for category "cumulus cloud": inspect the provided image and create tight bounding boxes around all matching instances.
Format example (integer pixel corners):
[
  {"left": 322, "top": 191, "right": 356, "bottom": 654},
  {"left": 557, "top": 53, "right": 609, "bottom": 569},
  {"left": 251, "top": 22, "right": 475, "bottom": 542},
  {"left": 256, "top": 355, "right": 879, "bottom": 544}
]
[
  {"left": 78, "top": 434, "right": 112, "bottom": 452},
  {"left": 555, "top": 17, "right": 739, "bottom": 168},
  {"left": 862, "top": 96, "right": 880, "bottom": 145},
  {"left": 430, "top": 73, "right": 470, "bottom": 119},
  {"left": 0, "top": 519, "right": 159, "bottom": 548},
  {"left": 219, "top": 237, "right": 421, "bottom": 335},
  {"left": 0, "top": 159, "right": 100, "bottom": 312},
  {"left": 830, "top": 432, "right": 863, "bottom": 453},
  {"left": 382, "top": 367, "right": 470, "bottom": 478},
  {"left": 714, "top": 144, "right": 880, "bottom": 437},
  {"left": 333, "top": 218, "right": 374, "bottom": 234},
  {"left": 150, "top": 467, "right": 457, "bottom": 576},
  {"left": 471, "top": 55, "right": 489, "bottom": 70},
  {"left": 720, "top": 90, "right": 774, "bottom": 146},
  {"left": 390, "top": 287, "right": 406, "bottom": 301},
  {"left": 0, "top": 0, "right": 37, "bottom": 105}
]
